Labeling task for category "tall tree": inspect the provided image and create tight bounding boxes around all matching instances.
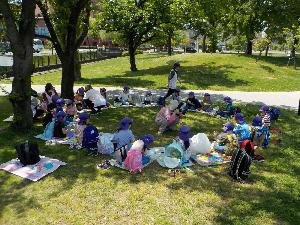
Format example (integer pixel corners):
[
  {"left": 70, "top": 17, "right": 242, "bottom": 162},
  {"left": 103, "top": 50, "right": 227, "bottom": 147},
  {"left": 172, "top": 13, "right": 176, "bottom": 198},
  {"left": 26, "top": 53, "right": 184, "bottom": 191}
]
[
  {"left": 187, "top": 0, "right": 227, "bottom": 53},
  {"left": 0, "top": 0, "right": 35, "bottom": 129},
  {"left": 226, "top": 0, "right": 266, "bottom": 55},
  {"left": 97, "top": 0, "right": 167, "bottom": 71},
  {"left": 36, "top": 0, "right": 91, "bottom": 99}
]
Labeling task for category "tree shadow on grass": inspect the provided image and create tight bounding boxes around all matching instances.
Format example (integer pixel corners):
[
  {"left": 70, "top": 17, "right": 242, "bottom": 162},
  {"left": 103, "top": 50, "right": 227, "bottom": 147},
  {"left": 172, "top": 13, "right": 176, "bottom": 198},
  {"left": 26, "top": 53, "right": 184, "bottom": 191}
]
[
  {"left": 164, "top": 106, "right": 300, "bottom": 225},
  {"left": 244, "top": 55, "right": 300, "bottom": 68},
  {"left": 80, "top": 60, "right": 248, "bottom": 89}
]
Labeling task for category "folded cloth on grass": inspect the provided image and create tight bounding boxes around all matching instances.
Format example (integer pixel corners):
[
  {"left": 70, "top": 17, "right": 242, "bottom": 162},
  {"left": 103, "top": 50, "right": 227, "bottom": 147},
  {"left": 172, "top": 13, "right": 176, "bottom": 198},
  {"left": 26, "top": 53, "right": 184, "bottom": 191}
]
[
  {"left": 191, "top": 151, "right": 231, "bottom": 167},
  {"left": 0, "top": 156, "right": 66, "bottom": 181}
]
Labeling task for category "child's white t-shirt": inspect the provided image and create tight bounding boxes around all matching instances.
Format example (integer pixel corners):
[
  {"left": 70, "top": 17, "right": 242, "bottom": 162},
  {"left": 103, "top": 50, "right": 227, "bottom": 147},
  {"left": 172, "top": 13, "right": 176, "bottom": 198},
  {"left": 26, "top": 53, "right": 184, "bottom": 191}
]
[
  {"left": 118, "top": 92, "right": 131, "bottom": 102},
  {"left": 84, "top": 89, "right": 106, "bottom": 107}
]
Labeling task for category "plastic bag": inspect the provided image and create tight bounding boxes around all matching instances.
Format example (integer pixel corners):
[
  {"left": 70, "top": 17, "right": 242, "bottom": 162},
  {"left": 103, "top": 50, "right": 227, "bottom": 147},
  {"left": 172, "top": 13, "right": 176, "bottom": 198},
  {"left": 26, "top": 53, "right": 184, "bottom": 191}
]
[
  {"left": 97, "top": 133, "right": 114, "bottom": 155},
  {"left": 188, "top": 133, "right": 211, "bottom": 154}
]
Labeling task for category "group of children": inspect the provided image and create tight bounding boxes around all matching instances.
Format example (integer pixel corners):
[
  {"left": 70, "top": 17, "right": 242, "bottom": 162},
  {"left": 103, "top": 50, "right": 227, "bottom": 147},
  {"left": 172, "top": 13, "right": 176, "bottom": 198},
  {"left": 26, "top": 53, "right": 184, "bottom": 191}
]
[{"left": 30, "top": 79, "right": 279, "bottom": 173}]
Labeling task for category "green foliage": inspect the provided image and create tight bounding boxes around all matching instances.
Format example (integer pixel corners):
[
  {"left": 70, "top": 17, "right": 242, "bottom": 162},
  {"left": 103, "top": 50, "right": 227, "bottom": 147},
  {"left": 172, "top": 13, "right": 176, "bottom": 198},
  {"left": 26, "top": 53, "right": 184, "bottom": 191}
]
[
  {"left": 254, "top": 37, "right": 271, "bottom": 53},
  {"left": 122, "top": 49, "right": 143, "bottom": 57}
]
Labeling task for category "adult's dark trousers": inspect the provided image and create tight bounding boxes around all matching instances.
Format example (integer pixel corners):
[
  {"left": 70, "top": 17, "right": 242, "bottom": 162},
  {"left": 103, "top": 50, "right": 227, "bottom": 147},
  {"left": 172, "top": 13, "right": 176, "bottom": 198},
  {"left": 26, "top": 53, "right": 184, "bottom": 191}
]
[{"left": 164, "top": 88, "right": 176, "bottom": 99}]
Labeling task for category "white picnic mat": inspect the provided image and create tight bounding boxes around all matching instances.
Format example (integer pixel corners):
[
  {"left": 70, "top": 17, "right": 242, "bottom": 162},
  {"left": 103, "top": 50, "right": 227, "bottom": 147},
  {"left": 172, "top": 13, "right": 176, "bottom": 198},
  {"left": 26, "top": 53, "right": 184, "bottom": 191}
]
[{"left": 0, "top": 156, "right": 66, "bottom": 181}]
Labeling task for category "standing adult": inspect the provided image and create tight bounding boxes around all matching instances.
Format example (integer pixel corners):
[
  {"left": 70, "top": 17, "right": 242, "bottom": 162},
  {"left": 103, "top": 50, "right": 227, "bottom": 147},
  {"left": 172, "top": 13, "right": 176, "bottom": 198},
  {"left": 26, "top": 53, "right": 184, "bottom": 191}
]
[{"left": 164, "top": 62, "right": 181, "bottom": 99}]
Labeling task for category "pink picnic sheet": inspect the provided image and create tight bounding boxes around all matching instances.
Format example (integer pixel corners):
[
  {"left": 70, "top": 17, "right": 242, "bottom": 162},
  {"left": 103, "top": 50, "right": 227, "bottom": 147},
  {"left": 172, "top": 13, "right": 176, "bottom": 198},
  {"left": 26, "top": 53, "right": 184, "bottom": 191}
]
[{"left": 0, "top": 156, "right": 66, "bottom": 181}]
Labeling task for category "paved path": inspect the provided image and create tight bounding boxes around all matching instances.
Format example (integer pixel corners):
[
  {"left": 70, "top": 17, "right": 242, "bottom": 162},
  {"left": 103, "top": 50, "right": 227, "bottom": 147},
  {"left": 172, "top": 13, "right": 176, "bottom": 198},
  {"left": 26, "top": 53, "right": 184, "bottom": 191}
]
[{"left": 0, "top": 84, "right": 299, "bottom": 110}]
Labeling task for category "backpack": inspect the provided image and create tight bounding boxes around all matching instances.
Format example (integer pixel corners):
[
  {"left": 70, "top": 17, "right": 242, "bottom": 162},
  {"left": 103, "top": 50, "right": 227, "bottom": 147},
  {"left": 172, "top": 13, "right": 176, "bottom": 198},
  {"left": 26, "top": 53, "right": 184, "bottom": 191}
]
[
  {"left": 115, "top": 145, "right": 128, "bottom": 164},
  {"left": 124, "top": 149, "right": 143, "bottom": 174},
  {"left": 270, "top": 107, "right": 280, "bottom": 121},
  {"left": 229, "top": 148, "right": 252, "bottom": 182},
  {"left": 240, "top": 140, "right": 255, "bottom": 158},
  {"left": 82, "top": 125, "right": 99, "bottom": 149},
  {"left": 16, "top": 141, "right": 40, "bottom": 166},
  {"left": 97, "top": 133, "right": 114, "bottom": 155}
]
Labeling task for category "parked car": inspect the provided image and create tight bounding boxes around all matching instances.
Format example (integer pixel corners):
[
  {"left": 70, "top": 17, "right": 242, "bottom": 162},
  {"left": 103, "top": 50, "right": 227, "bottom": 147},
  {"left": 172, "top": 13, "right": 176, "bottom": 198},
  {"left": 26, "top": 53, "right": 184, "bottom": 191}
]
[
  {"left": 33, "top": 39, "right": 44, "bottom": 53},
  {"left": 185, "top": 47, "right": 197, "bottom": 53}
]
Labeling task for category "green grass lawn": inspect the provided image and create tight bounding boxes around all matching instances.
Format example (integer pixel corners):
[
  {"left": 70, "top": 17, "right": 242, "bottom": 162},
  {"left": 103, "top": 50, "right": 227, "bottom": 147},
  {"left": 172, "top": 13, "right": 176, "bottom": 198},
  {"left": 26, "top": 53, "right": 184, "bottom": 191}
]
[
  {"left": 26, "top": 53, "right": 300, "bottom": 92},
  {"left": 0, "top": 97, "right": 299, "bottom": 225}
]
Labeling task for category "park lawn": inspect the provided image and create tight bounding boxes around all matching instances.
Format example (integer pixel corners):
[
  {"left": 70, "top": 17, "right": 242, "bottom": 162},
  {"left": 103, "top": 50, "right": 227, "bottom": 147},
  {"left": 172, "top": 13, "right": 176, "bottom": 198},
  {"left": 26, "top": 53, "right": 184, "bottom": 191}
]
[
  {"left": 0, "top": 97, "right": 299, "bottom": 225},
  {"left": 28, "top": 53, "right": 300, "bottom": 92}
]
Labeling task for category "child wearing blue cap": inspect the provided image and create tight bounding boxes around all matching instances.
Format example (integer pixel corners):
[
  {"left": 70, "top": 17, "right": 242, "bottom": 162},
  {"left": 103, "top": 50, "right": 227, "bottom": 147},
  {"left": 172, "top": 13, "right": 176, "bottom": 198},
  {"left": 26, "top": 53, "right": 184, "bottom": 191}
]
[
  {"left": 144, "top": 90, "right": 153, "bottom": 105},
  {"left": 65, "top": 100, "right": 77, "bottom": 118},
  {"left": 258, "top": 105, "right": 271, "bottom": 148},
  {"left": 233, "top": 113, "right": 251, "bottom": 143},
  {"left": 202, "top": 93, "right": 213, "bottom": 112},
  {"left": 217, "top": 96, "right": 234, "bottom": 118},
  {"left": 181, "top": 92, "right": 201, "bottom": 113},
  {"left": 171, "top": 88, "right": 182, "bottom": 102},
  {"left": 212, "top": 122, "right": 238, "bottom": 155},
  {"left": 112, "top": 117, "right": 135, "bottom": 150},
  {"left": 53, "top": 111, "right": 67, "bottom": 138},
  {"left": 74, "top": 87, "right": 85, "bottom": 111},
  {"left": 115, "top": 86, "right": 132, "bottom": 105}
]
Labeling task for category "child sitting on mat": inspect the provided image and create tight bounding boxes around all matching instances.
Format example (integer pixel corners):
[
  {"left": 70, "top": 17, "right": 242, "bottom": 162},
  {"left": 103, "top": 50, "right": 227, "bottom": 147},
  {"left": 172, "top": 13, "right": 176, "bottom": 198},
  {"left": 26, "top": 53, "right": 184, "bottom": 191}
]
[
  {"left": 202, "top": 93, "right": 213, "bottom": 112},
  {"left": 115, "top": 86, "right": 132, "bottom": 105},
  {"left": 55, "top": 98, "right": 65, "bottom": 113},
  {"left": 181, "top": 92, "right": 202, "bottom": 113},
  {"left": 112, "top": 117, "right": 135, "bottom": 151},
  {"left": 155, "top": 99, "right": 182, "bottom": 134},
  {"left": 171, "top": 88, "right": 182, "bottom": 102},
  {"left": 65, "top": 100, "right": 77, "bottom": 118},
  {"left": 212, "top": 122, "right": 238, "bottom": 156},
  {"left": 144, "top": 90, "right": 153, "bottom": 105},
  {"left": 53, "top": 111, "right": 67, "bottom": 138},
  {"left": 67, "top": 113, "right": 90, "bottom": 146},
  {"left": 100, "top": 88, "right": 111, "bottom": 107},
  {"left": 233, "top": 113, "right": 251, "bottom": 143},
  {"left": 43, "top": 103, "right": 56, "bottom": 128},
  {"left": 74, "top": 87, "right": 85, "bottom": 111},
  {"left": 217, "top": 96, "right": 234, "bottom": 118}
]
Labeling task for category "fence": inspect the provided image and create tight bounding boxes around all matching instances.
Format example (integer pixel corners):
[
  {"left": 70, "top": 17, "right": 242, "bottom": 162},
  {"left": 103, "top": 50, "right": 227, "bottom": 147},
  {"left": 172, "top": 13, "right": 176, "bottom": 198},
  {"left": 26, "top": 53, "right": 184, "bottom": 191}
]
[{"left": 0, "top": 48, "right": 122, "bottom": 78}]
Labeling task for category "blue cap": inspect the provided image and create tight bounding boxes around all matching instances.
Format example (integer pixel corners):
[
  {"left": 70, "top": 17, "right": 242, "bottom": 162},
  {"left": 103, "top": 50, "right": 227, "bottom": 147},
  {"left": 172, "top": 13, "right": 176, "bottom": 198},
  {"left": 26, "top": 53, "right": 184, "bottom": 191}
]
[
  {"left": 179, "top": 125, "right": 190, "bottom": 142},
  {"left": 140, "top": 134, "right": 155, "bottom": 147},
  {"left": 119, "top": 117, "right": 132, "bottom": 130},
  {"left": 223, "top": 122, "right": 234, "bottom": 132},
  {"left": 252, "top": 116, "right": 262, "bottom": 126}
]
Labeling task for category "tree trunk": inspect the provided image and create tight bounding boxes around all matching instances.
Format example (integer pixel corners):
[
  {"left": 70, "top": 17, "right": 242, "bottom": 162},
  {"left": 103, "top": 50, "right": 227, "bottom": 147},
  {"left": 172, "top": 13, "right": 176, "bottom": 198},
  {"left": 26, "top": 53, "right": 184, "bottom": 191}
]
[
  {"left": 265, "top": 43, "right": 270, "bottom": 56},
  {"left": 61, "top": 51, "right": 75, "bottom": 99},
  {"left": 246, "top": 40, "right": 252, "bottom": 55},
  {"left": 9, "top": 47, "right": 33, "bottom": 129},
  {"left": 202, "top": 35, "right": 207, "bottom": 53},
  {"left": 74, "top": 51, "right": 81, "bottom": 81},
  {"left": 167, "top": 31, "right": 172, "bottom": 56},
  {"left": 128, "top": 39, "right": 137, "bottom": 72}
]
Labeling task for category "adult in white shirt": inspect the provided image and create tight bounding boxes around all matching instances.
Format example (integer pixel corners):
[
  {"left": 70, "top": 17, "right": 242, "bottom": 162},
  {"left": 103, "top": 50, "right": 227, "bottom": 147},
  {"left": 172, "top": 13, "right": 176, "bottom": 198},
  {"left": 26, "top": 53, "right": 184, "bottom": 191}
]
[
  {"left": 84, "top": 84, "right": 107, "bottom": 113},
  {"left": 164, "top": 62, "right": 181, "bottom": 99}
]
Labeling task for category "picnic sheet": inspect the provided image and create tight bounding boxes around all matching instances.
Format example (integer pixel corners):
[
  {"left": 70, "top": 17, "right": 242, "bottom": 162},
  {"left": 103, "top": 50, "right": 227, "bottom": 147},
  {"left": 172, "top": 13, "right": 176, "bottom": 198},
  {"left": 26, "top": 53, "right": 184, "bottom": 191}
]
[
  {"left": 0, "top": 156, "right": 66, "bottom": 181},
  {"left": 191, "top": 151, "right": 231, "bottom": 167}
]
